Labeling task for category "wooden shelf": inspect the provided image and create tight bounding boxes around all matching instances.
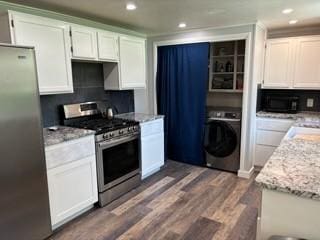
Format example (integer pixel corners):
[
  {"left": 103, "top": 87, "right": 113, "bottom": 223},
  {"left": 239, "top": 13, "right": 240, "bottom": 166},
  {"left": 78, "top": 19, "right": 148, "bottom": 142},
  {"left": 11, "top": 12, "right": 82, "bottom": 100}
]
[
  {"left": 209, "top": 40, "right": 246, "bottom": 93},
  {"left": 212, "top": 72, "right": 234, "bottom": 75},
  {"left": 212, "top": 55, "right": 234, "bottom": 58},
  {"left": 208, "top": 89, "right": 243, "bottom": 93}
]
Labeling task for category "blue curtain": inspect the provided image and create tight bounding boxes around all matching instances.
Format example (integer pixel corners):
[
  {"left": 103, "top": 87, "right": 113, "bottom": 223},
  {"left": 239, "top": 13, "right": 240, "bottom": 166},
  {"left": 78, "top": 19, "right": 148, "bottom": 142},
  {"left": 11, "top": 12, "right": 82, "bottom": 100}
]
[{"left": 156, "top": 43, "right": 209, "bottom": 166}]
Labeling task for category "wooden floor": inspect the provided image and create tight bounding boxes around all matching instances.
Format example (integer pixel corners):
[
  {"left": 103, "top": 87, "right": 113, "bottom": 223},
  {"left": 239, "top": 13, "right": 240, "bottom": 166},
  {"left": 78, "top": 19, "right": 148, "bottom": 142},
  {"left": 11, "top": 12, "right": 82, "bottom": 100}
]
[{"left": 50, "top": 160, "right": 261, "bottom": 240}]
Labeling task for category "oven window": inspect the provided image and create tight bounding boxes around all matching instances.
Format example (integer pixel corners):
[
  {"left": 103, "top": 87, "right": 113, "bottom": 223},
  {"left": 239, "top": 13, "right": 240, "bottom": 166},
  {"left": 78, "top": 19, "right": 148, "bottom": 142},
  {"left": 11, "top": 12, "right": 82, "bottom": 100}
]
[{"left": 102, "top": 139, "right": 139, "bottom": 185}]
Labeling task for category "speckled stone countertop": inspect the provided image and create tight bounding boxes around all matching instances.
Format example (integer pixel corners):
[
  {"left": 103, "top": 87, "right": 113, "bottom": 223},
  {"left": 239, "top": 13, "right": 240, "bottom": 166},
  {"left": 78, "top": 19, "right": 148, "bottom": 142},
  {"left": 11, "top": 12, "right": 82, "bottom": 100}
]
[
  {"left": 256, "top": 137, "right": 320, "bottom": 200},
  {"left": 116, "top": 112, "right": 164, "bottom": 123},
  {"left": 257, "top": 111, "right": 320, "bottom": 128},
  {"left": 43, "top": 126, "right": 95, "bottom": 147},
  {"left": 257, "top": 111, "right": 320, "bottom": 121}
]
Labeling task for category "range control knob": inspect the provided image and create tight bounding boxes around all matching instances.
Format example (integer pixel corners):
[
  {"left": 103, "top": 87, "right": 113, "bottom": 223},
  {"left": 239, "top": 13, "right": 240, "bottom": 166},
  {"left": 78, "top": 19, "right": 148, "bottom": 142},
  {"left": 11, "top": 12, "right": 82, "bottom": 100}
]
[
  {"left": 109, "top": 132, "right": 114, "bottom": 138},
  {"left": 103, "top": 133, "right": 108, "bottom": 139},
  {"left": 119, "top": 130, "right": 124, "bottom": 135}
]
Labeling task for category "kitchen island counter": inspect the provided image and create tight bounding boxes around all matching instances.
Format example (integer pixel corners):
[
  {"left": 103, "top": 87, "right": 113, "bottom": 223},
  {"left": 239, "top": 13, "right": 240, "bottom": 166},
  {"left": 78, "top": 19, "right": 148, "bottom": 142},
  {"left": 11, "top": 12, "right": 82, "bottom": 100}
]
[{"left": 256, "top": 137, "right": 320, "bottom": 200}]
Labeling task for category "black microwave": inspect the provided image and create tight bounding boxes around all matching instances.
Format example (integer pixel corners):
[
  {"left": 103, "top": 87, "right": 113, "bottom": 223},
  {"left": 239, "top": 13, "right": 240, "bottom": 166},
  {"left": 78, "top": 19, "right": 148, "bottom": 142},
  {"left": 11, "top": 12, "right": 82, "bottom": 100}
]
[{"left": 265, "top": 96, "right": 299, "bottom": 113}]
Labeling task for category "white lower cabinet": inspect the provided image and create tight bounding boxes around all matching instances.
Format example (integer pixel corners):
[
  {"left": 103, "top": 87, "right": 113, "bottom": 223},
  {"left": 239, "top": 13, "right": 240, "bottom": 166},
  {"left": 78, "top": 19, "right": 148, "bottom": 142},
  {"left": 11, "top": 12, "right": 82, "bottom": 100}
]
[
  {"left": 254, "top": 117, "right": 294, "bottom": 167},
  {"left": 140, "top": 119, "right": 164, "bottom": 179},
  {"left": 260, "top": 189, "right": 320, "bottom": 240},
  {"left": 255, "top": 145, "right": 277, "bottom": 167},
  {"left": 45, "top": 135, "right": 98, "bottom": 229}
]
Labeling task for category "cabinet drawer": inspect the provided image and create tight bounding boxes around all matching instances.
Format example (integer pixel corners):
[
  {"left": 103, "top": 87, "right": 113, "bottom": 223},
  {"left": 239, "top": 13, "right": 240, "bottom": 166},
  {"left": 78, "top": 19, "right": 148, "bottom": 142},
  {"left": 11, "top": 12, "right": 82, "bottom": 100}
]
[
  {"left": 140, "top": 118, "right": 164, "bottom": 137},
  {"left": 45, "top": 135, "right": 95, "bottom": 169},
  {"left": 256, "top": 130, "right": 286, "bottom": 146},
  {"left": 257, "top": 118, "right": 294, "bottom": 132},
  {"left": 255, "top": 144, "right": 277, "bottom": 167}
]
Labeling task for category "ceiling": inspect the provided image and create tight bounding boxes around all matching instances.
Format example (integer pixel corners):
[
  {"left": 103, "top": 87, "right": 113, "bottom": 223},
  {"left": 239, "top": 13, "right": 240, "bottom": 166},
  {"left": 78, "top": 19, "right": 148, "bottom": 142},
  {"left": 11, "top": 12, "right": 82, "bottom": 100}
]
[{"left": 6, "top": 0, "right": 320, "bottom": 35}]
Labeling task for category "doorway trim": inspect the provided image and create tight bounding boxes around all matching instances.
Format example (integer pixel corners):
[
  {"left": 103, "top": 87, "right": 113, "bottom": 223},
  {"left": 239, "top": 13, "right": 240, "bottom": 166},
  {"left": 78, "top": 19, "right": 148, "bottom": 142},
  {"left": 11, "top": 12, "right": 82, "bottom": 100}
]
[{"left": 152, "top": 32, "right": 253, "bottom": 178}]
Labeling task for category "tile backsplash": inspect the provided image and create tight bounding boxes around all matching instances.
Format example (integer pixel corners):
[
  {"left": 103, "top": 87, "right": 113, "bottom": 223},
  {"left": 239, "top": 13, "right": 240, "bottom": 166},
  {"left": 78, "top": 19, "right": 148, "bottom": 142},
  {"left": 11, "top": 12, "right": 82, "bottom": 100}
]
[{"left": 40, "top": 62, "right": 134, "bottom": 127}]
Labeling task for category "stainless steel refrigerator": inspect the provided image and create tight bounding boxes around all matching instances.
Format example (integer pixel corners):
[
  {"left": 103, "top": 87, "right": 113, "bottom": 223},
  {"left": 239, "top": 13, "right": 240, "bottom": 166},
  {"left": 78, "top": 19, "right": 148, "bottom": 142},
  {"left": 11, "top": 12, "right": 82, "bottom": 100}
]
[{"left": 0, "top": 45, "right": 52, "bottom": 239}]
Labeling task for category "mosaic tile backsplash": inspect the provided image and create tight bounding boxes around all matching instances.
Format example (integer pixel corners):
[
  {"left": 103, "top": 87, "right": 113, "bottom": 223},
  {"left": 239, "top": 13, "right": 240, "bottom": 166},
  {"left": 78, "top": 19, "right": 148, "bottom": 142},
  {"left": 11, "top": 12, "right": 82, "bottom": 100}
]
[{"left": 40, "top": 62, "right": 134, "bottom": 127}]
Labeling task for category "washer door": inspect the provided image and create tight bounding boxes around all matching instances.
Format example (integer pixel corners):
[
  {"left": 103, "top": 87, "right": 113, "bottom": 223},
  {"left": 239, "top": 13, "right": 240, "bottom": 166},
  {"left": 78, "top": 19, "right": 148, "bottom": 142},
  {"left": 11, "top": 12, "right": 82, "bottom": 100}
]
[{"left": 204, "top": 120, "right": 238, "bottom": 158}]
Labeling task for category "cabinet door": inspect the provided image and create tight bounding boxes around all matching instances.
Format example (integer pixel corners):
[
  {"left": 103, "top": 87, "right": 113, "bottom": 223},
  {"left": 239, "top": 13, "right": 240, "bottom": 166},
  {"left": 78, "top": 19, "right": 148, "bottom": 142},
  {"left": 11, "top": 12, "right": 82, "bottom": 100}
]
[
  {"left": 71, "top": 25, "right": 98, "bottom": 59},
  {"left": 256, "top": 118, "right": 294, "bottom": 132},
  {"left": 141, "top": 132, "right": 164, "bottom": 179},
  {"left": 11, "top": 13, "right": 73, "bottom": 94},
  {"left": 255, "top": 144, "right": 276, "bottom": 167},
  {"left": 263, "top": 38, "right": 294, "bottom": 88},
  {"left": 119, "top": 36, "right": 146, "bottom": 89},
  {"left": 47, "top": 155, "right": 98, "bottom": 227},
  {"left": 97, "top": 31, "right": 119, "bottom": 61},
  {"left": 293, "top": 36, "right": 320, "bottom": 89}
]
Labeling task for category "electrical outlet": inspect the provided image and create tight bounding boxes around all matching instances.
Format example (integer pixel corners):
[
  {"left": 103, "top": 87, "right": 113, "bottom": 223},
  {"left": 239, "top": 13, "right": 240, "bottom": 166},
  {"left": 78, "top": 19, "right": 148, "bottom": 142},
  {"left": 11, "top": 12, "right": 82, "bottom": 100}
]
[{"left": 307, "top": 98, "right": 314, "bottom": 108}]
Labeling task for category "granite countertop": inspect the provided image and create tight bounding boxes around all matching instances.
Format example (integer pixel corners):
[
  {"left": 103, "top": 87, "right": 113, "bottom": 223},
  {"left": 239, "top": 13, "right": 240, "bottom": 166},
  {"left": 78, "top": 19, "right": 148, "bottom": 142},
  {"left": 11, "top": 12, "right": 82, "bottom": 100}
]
[
  {"left": 256, "top": 137, "right": 320, "bottom": 200},
  {"left": 43, "top": 126, "right": 95, "bottom": 147},
  {"left": 257, "top": 111, "right": 320, "bottom": 128},
  {"left": 257, "top": 111, "right": 320, "bottom": 121},
  {"left": 116, "top": 112, "right": 164, "bottom": 123}
]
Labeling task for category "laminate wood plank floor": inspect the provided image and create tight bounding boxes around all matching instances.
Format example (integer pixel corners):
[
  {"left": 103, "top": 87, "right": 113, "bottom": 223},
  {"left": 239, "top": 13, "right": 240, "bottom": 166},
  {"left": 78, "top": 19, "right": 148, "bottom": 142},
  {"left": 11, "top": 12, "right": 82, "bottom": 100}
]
[{"left": 50, "top": 160, "right": 261, "bottom": 240}]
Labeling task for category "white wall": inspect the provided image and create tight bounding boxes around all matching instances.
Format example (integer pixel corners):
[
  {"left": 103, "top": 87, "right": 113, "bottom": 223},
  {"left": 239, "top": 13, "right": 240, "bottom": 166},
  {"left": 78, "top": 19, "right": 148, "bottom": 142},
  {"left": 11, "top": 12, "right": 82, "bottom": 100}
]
[
  {"left": 134, "top": 89, "right": 149, "bottom": 113},
  {"left": 247, "top": 24, "right": 267, "bottom": 170}
]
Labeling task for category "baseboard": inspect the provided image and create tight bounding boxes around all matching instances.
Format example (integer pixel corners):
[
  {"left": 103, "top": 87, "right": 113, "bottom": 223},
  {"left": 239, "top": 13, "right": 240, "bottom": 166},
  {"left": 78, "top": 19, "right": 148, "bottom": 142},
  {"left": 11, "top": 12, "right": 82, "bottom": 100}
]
[
  {"left": 52, "top": 204, "right": 95, "bottom": 230},
  {"left": 237, "top": 167, "right": 255, "bottom": 179},
  {"left": 141, "top": 163, "right": 163, "bottom": 180},
  {"left": 254, "top": 165, "right": 263, "bottom": 172}
]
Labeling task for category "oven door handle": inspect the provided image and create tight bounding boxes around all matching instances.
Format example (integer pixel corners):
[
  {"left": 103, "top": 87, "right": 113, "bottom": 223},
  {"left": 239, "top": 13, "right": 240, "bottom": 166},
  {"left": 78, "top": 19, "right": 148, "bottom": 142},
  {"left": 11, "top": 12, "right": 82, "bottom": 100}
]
[{"left": 98, "top": 133, "right": 139, "bottom": 149}]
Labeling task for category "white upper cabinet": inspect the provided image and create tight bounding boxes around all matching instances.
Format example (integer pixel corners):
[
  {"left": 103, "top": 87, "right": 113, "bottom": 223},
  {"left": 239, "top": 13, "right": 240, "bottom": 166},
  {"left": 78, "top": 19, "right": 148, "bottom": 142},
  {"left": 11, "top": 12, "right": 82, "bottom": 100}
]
[
  {"left": 9, "top": 12, "right": 73, "bottom": 95},
  {"left": 119, "top": 36, "right": 146, "bottom": 89},
  {"left": 104, "top": 35, "right": 146, "bottom": 90},
  {"left": 263, "top": 35, "right": 320, "bottom": 90},
  {"left": 97, "top": 31, "right": 119, "bottom": 61},
  {"left": 70, "top": 25, "right": 98, "bottom": 60},
  {"left": 263, "top": 38, "right": 294, "bottom": 88},
  {"left": 0, "top": 11, "right": 147, "bottom": 93},
  {"left": 293, "top": 36, "right": 320, "bottom": 89}
]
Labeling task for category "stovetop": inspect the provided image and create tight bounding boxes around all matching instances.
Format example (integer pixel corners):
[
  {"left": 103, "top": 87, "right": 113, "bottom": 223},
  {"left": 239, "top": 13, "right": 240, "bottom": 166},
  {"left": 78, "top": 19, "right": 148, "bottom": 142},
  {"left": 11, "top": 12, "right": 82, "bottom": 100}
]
[
  {"left": 62, "top": 102, "right": 140, "bottom": 142},
  {"left": 65, "top": 117, "right": 138, "bottom": 135}
]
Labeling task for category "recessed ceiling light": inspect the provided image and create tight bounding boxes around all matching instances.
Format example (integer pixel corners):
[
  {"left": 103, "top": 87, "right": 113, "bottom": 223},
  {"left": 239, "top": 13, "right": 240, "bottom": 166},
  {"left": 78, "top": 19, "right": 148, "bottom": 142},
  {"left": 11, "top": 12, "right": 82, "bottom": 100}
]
[
  {"left": 282, "top": 8, "right": 293, "bottom": 14},
  {"left": 178, "top": 22, "right": 187, "bottom": 28},
  {"left": 289, "top": 20, "right": 298, "bottom": 25},
  {"left": 126, "top": 3, "right": 137, "bottom": 10}
]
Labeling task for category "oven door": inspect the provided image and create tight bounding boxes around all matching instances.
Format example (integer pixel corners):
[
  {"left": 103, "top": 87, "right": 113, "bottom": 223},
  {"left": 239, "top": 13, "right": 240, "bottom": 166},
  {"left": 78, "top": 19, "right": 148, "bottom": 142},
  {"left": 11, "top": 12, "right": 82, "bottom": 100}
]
[{"left": 96, "top": 133, "right": 140, "bottom": 192}]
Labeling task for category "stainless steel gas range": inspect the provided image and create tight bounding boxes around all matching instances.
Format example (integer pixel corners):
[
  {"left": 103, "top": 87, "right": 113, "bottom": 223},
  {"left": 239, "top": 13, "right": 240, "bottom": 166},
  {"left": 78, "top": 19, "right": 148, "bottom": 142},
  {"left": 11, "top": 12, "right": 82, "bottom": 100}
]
[{"left": 63, "top": 102, "right": 141, "bottom": 206}]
